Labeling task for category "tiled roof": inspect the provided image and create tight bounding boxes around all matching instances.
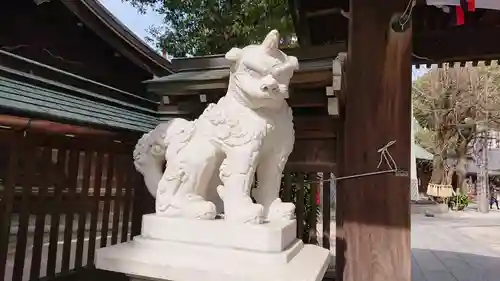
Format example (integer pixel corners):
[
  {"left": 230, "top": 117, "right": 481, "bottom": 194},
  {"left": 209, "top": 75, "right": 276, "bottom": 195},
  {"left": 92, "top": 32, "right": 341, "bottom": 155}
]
[{"left": 0, "top": 75, "right": 158, "bottom": 132}]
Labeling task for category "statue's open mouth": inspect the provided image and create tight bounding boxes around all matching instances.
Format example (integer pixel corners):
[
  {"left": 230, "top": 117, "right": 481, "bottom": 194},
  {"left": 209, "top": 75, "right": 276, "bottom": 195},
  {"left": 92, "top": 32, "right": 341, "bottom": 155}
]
[{"left": 258, "top": 89, "right": 282, "bottom": 100}]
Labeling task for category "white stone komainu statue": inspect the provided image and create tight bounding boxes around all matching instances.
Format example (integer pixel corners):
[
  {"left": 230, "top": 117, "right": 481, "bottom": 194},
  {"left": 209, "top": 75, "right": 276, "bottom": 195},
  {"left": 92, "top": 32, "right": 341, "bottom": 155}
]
[{"left": 133, "top": 30, "right": 299, "bottom": 224}]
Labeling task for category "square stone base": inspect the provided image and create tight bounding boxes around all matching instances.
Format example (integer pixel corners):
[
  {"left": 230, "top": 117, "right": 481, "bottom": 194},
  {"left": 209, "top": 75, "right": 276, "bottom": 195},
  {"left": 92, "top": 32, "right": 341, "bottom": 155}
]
[
  {"left": 96, "top": 215, "right": 330, "bottom": 281},
  {"left": 96, "top": 239, "right": 330, "bottom": 281},
  {"left": 141, "top": 214, "right": 297, "bottom": 252},
  {"left": 131, "top": 235, "right": 304, "bottom": 265}
]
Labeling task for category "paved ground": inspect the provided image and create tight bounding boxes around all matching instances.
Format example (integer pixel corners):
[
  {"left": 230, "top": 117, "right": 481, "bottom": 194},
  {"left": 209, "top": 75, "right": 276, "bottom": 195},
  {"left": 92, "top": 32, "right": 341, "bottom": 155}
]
[
  {"left": 4, "top": 209, "right": 500, "bottom": 281},
  {"left": 411, "top": 209, "right": 500, "bottom": 281},
  {"left": 317, "top": 208, "right": 500, "bottom": 281}
]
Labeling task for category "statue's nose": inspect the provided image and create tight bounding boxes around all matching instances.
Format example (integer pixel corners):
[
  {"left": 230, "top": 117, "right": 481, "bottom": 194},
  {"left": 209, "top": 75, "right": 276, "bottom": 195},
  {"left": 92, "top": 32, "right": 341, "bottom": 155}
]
[
  {"left": 261, "top": 83, "right": 279, "bottom": 92},
  {"left": 260, "top": 75, "right": 279, "bottom": 92}
]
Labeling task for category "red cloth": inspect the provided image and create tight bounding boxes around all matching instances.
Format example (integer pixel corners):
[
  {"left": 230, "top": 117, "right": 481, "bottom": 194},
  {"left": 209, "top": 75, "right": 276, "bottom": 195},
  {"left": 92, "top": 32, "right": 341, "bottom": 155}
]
[
  {"left": 456, "top": 6, "right": 465, "bottom": 25},
  {"left": 468, "top": 0, "right": 476, "bottom": 11},
  {"left": 316, "top": 189, "right": 321, "bottom": 205},
  {"left": 456, "top": 0, "right": 475, "bottom": 26}
]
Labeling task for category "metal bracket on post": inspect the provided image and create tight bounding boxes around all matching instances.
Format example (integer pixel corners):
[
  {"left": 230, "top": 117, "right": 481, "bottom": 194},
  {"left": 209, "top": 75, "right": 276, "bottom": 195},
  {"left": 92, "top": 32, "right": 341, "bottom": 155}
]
[
  {"left": 306, "top": 139, "right": 409, "bottom": 184},
  {"left": 395, "top": 169, "right": 409, "bottom": 177}
]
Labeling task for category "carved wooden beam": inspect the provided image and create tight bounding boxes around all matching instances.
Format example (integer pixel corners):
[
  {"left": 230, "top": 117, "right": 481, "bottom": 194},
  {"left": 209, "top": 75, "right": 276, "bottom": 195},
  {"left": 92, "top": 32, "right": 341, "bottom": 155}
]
[
  {"left": 294, "top": 116, "right": 337, "bottom": 139},
  {"left": 285, "top": 161, "right": 337, "bottom": 173},
  {"left": 301, "top": 27, "right": 500, "bottom": 65},
  {"left": 288, "top": 88, "right": 327, "bottom": 108},
  {"left": 288, "top": 139, "right": 336, "bottom": 171},
  {"left": 0, "top": 115, "right": 122, "bottom": 137},
  {"left": 33, "top": 0, "right": 52, "bottom": 5},
  {"left": 158, "top": 95, "right": 206, "bottom": 117},
  {"left": 413, "top": 27, "right": 500, "bottom": 64},
  {"left": 332, "top": 52, "right": 348, "bottom": 108}
]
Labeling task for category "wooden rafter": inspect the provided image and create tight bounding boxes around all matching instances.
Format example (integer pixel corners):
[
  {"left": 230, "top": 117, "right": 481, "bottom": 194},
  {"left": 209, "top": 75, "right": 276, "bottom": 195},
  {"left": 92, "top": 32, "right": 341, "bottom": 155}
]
[
  {"left": 292, "top": 0, "right": 500, "bottom": 64},
  {"left": 413, "top": 27, "right": 500, "bottom": 64},
  {"left": 62, "top": 0, "right": 173, "bottom": 76}
]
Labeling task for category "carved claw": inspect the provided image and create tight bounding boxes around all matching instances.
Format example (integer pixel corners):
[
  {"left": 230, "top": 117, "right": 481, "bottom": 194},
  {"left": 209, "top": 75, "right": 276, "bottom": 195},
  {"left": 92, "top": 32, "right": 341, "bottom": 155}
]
[
  {"left": 224, "top": 195, "right": 265, "bottom": 224},
  {"left": 267, "top": 198, "right": 295, "bottom": 222},
  {"left": 158, "top": 193, "right": 217, "bottom": 220},
  {"left": 230, "top": 203, "right": 264, "bottom": 224}
]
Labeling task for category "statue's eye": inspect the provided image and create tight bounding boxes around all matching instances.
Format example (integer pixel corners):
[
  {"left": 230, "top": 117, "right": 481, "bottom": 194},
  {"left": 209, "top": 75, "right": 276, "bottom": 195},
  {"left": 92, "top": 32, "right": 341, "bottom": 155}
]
[
  {"left": 241, "top": 59, "right": 269, "bottom": 76},
  {"left": 243, "top": 65, "right": 261, "bottom": 77}
]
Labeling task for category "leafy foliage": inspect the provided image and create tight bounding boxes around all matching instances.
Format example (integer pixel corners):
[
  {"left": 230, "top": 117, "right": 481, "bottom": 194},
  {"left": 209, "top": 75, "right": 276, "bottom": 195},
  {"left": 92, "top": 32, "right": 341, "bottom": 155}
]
[
  {"left": 414, "top": 127, "right": 437, "bottom": 154},
  {"left": 124, "top": 0, "right": 296, "bottom": 57},
  {"left": 449, "top": 193, "right": 470, "bottom": 211},
  {"left": 252, "top": 172, "right": 321, "bottom": 244}
]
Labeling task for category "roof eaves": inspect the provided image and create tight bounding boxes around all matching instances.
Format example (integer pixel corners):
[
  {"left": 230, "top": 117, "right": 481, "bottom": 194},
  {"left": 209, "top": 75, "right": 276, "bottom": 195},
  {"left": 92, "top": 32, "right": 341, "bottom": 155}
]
[
  {"left": 0, "top": 53, "right": 159, "bottom": 114},
  {"left": 414, "top": 144, "right": 434, "bottom": 161},
  {"left": 144, "top": 57, "right": 334, "bottom": 84},
  {"left": 64, "top": 0, "right": 175, "bottom": 75},
  {"left": 0, "top": 75, "right": 158, "bottom": 132}
]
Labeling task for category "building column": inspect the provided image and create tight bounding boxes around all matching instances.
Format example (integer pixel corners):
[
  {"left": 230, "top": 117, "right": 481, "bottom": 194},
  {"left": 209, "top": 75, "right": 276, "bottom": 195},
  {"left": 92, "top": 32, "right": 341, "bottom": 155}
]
[{"left": 335, "top": 0, "right": 412, "bottom": 280}]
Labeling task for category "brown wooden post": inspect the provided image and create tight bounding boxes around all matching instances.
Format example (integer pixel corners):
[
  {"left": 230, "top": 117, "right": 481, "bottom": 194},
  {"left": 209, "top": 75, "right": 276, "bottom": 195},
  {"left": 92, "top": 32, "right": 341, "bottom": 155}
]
[{"left": 336, "top": 0, "right": 412, "bottom": 281}]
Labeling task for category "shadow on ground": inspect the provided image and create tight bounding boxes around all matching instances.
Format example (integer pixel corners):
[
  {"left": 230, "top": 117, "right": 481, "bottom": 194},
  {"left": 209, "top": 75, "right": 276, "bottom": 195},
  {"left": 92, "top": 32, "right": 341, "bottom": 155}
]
[{"left": 412, "top": 248, "right": 500, "bottom": 281}]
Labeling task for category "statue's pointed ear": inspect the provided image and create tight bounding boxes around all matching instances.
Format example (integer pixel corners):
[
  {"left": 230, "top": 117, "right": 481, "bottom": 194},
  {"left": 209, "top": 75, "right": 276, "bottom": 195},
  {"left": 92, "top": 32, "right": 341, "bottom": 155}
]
[
  {"left": 225, "top": 47, "right": 242, "bottom": 62},
  {"left": 261, "top": 30, "right": 279, "bottom": 51}
]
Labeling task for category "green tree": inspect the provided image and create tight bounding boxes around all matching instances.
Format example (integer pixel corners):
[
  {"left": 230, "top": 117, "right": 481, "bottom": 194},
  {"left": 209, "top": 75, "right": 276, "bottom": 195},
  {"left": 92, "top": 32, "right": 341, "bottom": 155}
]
[{"left": 125, "top": 0, "right": 296, "bottom": 57}]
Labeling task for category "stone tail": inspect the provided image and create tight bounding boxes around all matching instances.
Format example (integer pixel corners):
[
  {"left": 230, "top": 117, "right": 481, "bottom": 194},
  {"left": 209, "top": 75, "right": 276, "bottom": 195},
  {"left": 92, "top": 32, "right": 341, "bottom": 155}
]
[{"left": 133, "top": 121, "right": 173, "bottom": 199}]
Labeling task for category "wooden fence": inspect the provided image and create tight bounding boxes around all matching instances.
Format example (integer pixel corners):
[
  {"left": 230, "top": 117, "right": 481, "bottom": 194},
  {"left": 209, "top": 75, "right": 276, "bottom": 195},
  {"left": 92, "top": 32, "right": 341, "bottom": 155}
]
[
  {"left": 281, "top": 170, "right": 334, "bottom": 250},
  {"left": 0, "top": 128, "right": 141, "bottom": 281},
  {"left": 0, "top": 127, "right": 336, "bottom": 281}
]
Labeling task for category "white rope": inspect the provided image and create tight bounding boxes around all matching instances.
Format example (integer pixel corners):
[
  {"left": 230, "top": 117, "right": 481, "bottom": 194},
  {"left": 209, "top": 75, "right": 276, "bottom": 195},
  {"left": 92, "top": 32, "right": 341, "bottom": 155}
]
[
  {"left": 399, "top": 0, "right": 416, "bottom": 30},
  {"left": 377, "top": 140, "right": 398, "bottom": 170},
  {"left": 307, "top": 140, "right": 402, "bottom": 183}
]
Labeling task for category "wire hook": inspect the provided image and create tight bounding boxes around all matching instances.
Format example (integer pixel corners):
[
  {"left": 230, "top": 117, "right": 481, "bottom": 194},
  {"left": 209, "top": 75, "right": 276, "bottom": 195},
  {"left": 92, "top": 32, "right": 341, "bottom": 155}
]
[{"left": 377, "top": 140, "right": 398, "bottom": 170}]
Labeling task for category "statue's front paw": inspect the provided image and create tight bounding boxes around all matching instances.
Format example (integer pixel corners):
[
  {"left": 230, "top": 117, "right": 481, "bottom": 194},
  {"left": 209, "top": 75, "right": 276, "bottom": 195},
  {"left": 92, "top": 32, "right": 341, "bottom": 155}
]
[
  {"left": 267, "top": 198, "right": 295, "bottom": 222},
  {"left": 187, "top": 201, "right": 217, "bottom": 220},
  {"left": 159, "top": 193, "right": 217, "bottom": 220},
  {"left": 183, "top": 194, "right": 217, "bottom": 220},
  {"left": 242, "top": 203, "right": 265, "bottom": 224},
  {"left": 225, "top": 199, "right": 264, "bottom": 224}
]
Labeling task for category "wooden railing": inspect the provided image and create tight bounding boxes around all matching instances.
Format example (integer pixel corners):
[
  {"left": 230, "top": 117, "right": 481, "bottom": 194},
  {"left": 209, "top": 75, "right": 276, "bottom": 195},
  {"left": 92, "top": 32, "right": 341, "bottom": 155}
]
[
  {"left": 0, "top": 127, "right": 336, "bottom": 281},
  {"left": 280, "top": 170, "right": 334, "bottom": 251},
  {"left": 0, "top": 129, "right": 140, "bottom": 281}
]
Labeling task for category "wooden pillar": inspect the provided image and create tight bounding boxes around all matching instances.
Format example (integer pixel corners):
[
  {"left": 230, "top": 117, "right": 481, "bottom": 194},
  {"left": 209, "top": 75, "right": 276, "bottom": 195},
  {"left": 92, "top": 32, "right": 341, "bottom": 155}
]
[{"left": 336, "top": 0, "right": 412, "bottom": 281}]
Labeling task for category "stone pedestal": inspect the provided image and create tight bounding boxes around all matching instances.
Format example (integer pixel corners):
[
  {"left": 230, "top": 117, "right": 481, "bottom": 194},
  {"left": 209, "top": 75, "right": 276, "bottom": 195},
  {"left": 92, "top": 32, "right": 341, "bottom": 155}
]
[{"left": 96, "top": 214, "right": 331, "bottom": 281}]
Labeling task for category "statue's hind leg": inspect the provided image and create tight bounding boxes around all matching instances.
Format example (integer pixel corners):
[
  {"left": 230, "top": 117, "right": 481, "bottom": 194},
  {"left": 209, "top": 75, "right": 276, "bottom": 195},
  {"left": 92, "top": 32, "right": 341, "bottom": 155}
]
[
  {"left": 219, "top": 146, "right": 264, "bottom": 224},
  {"left": 157, "top": 140, "right": 219, "bottom": 220}
]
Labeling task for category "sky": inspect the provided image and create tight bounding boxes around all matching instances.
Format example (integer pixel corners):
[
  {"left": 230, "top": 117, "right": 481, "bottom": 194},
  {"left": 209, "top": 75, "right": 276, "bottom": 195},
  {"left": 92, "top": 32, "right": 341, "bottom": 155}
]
[
  {"left": 98, "top": 0, "right": 163, "bottom": 47},
  {"left": 413, "top": 67, "right": 428, "bottom": 81}
]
